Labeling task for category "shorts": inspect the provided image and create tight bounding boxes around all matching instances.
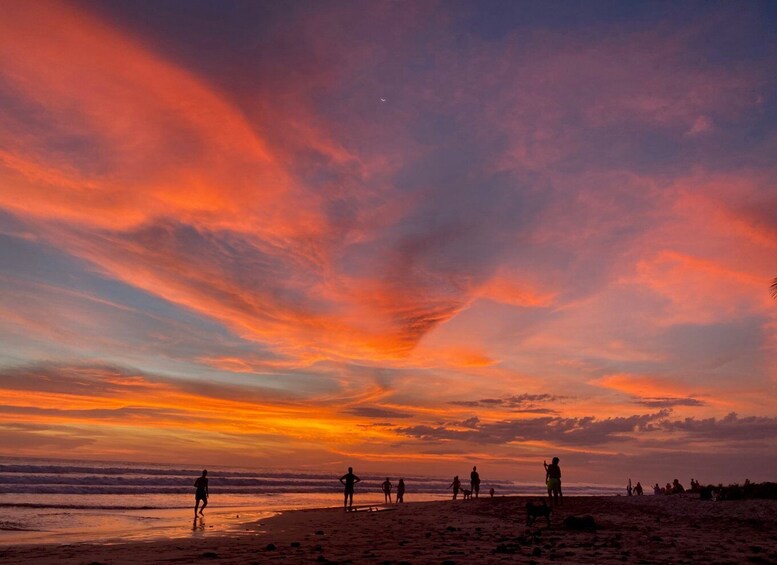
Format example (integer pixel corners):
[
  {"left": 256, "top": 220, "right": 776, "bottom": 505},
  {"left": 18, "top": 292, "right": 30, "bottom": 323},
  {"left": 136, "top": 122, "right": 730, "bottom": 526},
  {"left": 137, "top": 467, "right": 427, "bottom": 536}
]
[
  {"left": 196, "top": 489, "right": 207, "bottom": 500},
  {"left": 546, "top": 478, "right": 561, "bottom": 492}
]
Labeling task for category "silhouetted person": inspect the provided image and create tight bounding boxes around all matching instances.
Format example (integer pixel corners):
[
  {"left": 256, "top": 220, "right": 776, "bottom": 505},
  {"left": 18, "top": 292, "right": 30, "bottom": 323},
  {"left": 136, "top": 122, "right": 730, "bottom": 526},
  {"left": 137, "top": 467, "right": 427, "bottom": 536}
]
[
  {"left": 489, "top": 487, "right": 495, "bottom": 498},
  {"left": 672, "top": 478, "right": 685, "bottom": 494},
  {"left": 339, "top": 467, "right": 361, "bottom": 511},
  {"left": 470, "top": 466, "right": 481, "bottom": 498},
  {"left": 194, "top": 469, "right": 208, "bottom": 516},
  {"left": 653, "top": 483, "right": 661, "bottom": 495},
  {"left": 627, "top": 478, "right": 633, "bottom": 496},
  {"left": 449, "top": 475, "right": 461, "bottom": 500},
  {"left": 382, "top": 477, "right": 393, "bottom": 503},
  {"left": 635, "top": 481, "right": 643, "bottom": 496},
  {"left": 544, "top": 457, "right": 562, "bottom": 506},
  {"left": 397, "top": 478, "right": 405, "bottom": 503}
]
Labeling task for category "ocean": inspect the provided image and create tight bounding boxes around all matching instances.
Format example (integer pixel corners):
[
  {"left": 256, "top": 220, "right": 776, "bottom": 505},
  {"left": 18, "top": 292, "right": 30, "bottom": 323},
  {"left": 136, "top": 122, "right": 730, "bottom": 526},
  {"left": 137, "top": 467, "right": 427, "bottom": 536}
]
[{"left": 0, "top": 458, "right": 621, "bottom": 545}]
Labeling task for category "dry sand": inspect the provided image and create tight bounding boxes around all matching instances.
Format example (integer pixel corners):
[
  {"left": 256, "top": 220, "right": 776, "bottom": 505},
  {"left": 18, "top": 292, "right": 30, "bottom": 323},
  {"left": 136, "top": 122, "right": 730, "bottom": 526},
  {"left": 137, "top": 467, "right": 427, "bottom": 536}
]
[{"left": 2, "top": 495, "right": 777, "bottom": 564}]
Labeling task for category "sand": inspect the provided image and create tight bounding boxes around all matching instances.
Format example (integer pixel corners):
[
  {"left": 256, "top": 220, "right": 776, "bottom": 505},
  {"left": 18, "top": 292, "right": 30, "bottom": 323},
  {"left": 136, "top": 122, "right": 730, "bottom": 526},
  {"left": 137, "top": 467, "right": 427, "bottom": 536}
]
[{"left": 2, "top": 495, "right": 777, "bottom": 564}]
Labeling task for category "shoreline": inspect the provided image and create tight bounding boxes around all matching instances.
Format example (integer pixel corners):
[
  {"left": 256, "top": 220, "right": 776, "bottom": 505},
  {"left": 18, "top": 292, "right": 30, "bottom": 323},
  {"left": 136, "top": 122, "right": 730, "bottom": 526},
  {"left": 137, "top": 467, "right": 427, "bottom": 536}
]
[{"left": 1, "top": 495, "right": 776, "bottom": 563}]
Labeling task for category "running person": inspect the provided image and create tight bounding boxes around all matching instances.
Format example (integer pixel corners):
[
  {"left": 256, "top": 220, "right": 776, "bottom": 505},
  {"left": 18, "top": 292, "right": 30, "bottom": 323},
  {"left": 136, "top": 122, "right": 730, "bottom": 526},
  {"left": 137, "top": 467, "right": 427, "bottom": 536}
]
[{"left": 194, "top": 469, "right": 209, "bottom": 516}]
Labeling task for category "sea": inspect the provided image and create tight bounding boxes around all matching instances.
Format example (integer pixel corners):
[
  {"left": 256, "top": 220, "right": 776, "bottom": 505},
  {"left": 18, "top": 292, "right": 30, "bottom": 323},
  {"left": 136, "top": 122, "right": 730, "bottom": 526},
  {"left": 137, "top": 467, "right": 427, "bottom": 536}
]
[{"left": 0, "top": 458, "right": 621, "bottom": 545}]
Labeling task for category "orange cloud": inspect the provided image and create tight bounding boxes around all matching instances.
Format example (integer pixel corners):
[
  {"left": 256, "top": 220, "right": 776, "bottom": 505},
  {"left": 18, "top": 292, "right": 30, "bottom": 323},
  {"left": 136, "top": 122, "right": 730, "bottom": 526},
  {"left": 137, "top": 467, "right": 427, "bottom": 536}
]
[
  {"left": 591, "top": 373, "right": 695, "bottom": 398},
  {"left": 477, "top": 275, "right": 556, "bottom": 308},
  {"left": 0, "top": 364, "right": 387, "bottom": 449},
  {"left": 0, "top": 1, "right": 305, "bottom": 229},
  {"left": 0, "top": 0, "right": 472, "bottom": 361}
]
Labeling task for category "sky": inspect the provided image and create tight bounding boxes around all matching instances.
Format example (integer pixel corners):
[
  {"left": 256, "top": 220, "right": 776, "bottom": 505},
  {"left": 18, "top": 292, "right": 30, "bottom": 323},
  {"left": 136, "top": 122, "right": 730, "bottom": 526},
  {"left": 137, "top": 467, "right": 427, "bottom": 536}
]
[{"left": 0, "top": 0, "right": 776, "bottom": 485}]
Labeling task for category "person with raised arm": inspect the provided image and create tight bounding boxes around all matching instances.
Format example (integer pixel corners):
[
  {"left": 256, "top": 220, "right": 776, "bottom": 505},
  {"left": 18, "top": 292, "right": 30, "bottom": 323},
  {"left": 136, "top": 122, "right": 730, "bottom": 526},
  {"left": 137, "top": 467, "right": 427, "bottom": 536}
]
[
  {"left": 543, "top": 457, "right": 562, "bottom": 506},
  {"left": 449, "top": 475, "right": 461, "bottom": 500}
]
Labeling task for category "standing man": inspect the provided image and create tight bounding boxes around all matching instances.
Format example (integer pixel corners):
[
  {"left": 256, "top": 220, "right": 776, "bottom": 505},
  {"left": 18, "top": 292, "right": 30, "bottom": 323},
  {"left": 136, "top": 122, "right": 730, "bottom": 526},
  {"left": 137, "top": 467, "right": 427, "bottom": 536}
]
[
  {"left": 381, "top": 477, "right": 393, "bottom": 504},
  {"left": 470, "top": 466, "right": 481, "bottom": 498},
  {"left": 194, "top": 469, "right": 208, "bottom": 516},
  {"left": 543, "top": 457, "right": 562, "bottom": 506},
  {"left": 339, "top": 467, "right": 361, "bottom": 511}
]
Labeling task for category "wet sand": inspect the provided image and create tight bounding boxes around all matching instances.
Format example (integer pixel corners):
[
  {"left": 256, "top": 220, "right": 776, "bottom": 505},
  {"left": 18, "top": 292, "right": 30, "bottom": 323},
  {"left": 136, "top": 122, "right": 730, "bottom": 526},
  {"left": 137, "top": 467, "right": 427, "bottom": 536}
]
[{"left": 2, "top": 495, "right": 776, "bottom": 564}]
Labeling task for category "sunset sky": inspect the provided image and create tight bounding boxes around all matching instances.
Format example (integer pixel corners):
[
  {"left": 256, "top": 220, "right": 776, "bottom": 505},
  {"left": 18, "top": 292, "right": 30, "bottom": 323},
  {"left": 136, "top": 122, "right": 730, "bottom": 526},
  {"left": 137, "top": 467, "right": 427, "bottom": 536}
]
[{"left": 0, "top": 0, "right": 776, "bottom": 484}]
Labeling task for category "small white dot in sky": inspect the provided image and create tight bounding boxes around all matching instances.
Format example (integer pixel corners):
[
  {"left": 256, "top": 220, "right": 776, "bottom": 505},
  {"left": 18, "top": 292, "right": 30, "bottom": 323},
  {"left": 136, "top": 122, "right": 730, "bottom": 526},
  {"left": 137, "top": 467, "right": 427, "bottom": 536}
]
[{"left": 380, "top": 98, "right": 386, "bottom": 102}]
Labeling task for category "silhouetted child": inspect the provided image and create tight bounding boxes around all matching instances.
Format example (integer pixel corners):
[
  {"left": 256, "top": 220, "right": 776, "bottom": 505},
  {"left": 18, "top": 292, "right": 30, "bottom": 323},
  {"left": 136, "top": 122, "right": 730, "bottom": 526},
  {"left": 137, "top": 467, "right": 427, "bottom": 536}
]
[
  {"left": 635, "top": 481, "right": 643, "bottom": 496},
  {"left": 544, "top": 457, "right": 562, "bottom": 506},
  {"left": 382, "top": 477, "right": 393, "bottom": 503},
  {"left": 449, "top": 475, "right": 461, "bottom": 499},
  {"left": 489, "top": 487, "right": 495, "bottom": 498},
  {"left": 339, "top": 467, "right": 361, "bottom": 511},
  {"left": 470, "top": 466, "right": 481, "bottom": 498},
  {"left": 397, "top": 478, "right": 405, "bottom": 503},
  {"left": 194, "top": 469, "right": 208, "bottom": 516}
]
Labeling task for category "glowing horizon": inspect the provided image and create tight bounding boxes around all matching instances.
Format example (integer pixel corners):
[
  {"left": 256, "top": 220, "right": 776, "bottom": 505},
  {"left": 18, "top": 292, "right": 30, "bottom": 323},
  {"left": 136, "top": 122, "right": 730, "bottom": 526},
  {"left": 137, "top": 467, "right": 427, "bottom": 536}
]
[{"left": 0, "top": 0, "right": 775, "bottom": 484}]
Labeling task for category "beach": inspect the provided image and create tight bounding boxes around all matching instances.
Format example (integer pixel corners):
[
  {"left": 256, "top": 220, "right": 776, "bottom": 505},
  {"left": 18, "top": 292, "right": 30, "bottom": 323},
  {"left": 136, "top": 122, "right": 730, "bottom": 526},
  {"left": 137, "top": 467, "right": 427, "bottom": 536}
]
[
  {"left": 0, "top": 458, "right": 619, "bottom": 545},
  {"left": 2, "top": 495, "right": 776, "bottom": 564}
]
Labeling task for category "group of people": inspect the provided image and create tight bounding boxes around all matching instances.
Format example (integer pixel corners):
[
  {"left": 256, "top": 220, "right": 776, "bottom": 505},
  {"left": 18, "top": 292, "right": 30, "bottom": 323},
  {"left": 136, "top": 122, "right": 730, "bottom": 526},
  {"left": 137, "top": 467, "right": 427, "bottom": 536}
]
[
  {"left": 192, "top": 461, "right": 718, "bottom": 517},
  {"left": 627, "top": 478, "right": 695, "bottom": 496},
  {"left": 193, "top": 458, "right": 567, "bottom": 516},
  {"left": 338, "top": 467, "right": 407, "bottom": 510},
  {"left": 448, "top": 466, "right": 490, "bottom": 499},
  {"left": 652, "top": 478, "right": 687, "bottom": 495},
  {"left": 379, "top": 476, "right": 406, "bottom": 504},
  {"left": 626, "top": 478, "right": 644, "bottom": 496},
  {"left": 339, "top": 465, "right": 495, "bottom": 511}
]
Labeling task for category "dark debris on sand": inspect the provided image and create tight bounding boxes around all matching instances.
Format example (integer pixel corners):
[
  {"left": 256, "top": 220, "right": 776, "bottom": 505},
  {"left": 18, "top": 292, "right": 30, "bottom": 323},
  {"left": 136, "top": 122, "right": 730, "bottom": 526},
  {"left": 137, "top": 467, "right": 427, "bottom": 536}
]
[{"left": 1, "top": 496, "right": 777, "bottom": 564}]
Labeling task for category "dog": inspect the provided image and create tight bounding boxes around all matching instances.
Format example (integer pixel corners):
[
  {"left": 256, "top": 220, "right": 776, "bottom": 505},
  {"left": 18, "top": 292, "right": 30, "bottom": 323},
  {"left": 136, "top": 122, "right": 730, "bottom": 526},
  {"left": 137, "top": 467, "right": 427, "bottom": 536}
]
[
  {"left": 461, "top": 488, "right": 472, "bottom": 500},
  {"left": 525, "top": 500, "right": 552, "bottom": 526}
]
